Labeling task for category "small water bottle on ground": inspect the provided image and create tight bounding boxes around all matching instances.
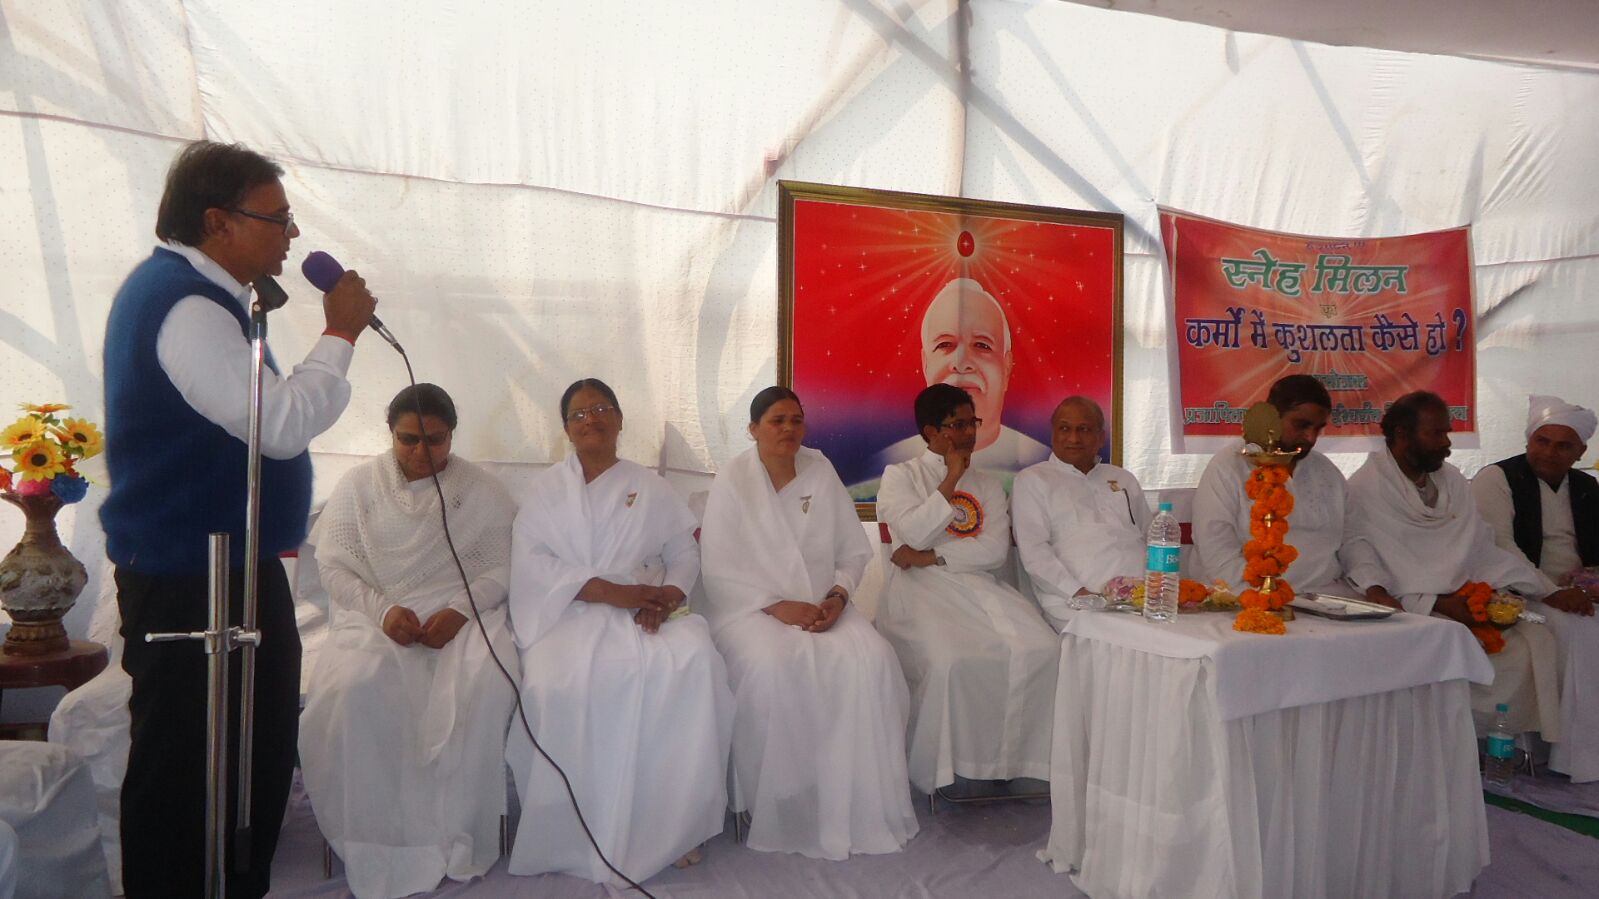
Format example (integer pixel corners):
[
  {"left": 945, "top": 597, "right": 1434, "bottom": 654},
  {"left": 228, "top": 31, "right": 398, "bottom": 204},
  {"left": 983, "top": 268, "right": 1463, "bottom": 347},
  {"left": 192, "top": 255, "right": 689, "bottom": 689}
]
[
  {"left": 1484, "top": 703, "right": 1516, "bottom": 792},
  {"left": 1143, "top": 502, "right": 1181, "bottom": 623}
]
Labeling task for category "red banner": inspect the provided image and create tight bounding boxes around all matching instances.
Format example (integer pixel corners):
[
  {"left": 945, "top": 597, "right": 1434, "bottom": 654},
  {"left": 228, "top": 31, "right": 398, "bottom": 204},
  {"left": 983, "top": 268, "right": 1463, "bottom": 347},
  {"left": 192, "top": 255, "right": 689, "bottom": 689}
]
[{"left": 1160, "top": 208, "right": 1476, "bottom": 448}]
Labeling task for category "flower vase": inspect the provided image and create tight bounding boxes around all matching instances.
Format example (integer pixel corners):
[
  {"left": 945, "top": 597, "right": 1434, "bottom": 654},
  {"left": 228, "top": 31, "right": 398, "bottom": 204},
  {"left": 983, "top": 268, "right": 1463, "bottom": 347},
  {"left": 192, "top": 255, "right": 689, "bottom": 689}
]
[{"left": 0, "top": 492, "right": 87, "bottom": 655}]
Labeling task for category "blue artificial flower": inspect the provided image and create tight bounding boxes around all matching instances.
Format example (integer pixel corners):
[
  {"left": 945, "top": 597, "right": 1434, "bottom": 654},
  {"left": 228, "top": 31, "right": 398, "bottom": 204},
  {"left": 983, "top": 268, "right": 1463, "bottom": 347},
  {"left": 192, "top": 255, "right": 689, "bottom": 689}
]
[{"left": 51, "top": 473, "right": 89, "bottom": 504}]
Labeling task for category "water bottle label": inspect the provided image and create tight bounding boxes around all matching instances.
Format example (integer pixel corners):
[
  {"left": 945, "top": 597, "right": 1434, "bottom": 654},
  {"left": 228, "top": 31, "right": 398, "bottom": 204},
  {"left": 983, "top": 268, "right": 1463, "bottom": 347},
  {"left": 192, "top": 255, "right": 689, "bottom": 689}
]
[
  {"left": 1146, "top": 545, "right": 1181, "bottom": 573},
  {"left": 1486, "top": 734, "right": 1515, "bottom": 760}
]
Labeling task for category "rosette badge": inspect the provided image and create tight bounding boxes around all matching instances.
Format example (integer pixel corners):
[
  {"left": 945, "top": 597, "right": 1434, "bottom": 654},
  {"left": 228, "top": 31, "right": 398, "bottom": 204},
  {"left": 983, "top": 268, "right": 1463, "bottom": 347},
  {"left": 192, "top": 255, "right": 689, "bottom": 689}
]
[{"left": 1, "top": 402, "right": 101, "bottom": 655}]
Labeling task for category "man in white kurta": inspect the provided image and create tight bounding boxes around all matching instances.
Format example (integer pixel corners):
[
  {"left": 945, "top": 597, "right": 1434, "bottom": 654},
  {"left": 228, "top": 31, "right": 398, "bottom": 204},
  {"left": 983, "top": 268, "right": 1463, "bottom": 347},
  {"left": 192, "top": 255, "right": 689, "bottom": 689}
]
[
  {"left": 1344, "top": 392, "right": 1563, "bottom": 738},
  {"left": 299, "top": 451, "right": 518, "bottom": 899},
  {"left": 1013, "top": 396, "right": 1150, "bottom": 631},
  {"left": 506, "top": 453, "right": 733, "bottom": 885},
  {"left": 1194, "top": 375, "right": 1352, "bottom": 596},
  {"left": 701, "top": 445, "right": 918, "bottom": 858},
  {"left": 1472, "top": 395, "right": 1599, "bottom": 780},
  {"left": 875, "top": 385, "right": 1059, "bottom": 794}
]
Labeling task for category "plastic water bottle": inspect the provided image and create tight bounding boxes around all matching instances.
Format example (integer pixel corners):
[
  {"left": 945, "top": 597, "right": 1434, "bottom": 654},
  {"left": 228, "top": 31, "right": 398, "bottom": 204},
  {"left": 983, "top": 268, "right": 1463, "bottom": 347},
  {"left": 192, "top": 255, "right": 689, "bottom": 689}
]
[
  {"left": 1484, "top": 703, "right": 1516, "bottom": 792},
  {"left": 1143, "top": 502, "right": 1181, "bottom": 623}
]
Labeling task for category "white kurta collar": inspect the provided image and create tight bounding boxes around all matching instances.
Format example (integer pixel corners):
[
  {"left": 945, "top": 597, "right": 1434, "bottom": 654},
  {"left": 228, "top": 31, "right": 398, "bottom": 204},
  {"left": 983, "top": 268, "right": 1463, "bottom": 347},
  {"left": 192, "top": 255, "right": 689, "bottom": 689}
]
[
  {"left": 1045, "top": 455, "right": 1098, "bottom": 480},
  {"left": 161, "top": 241, "right": 253, "bottom": 310}
]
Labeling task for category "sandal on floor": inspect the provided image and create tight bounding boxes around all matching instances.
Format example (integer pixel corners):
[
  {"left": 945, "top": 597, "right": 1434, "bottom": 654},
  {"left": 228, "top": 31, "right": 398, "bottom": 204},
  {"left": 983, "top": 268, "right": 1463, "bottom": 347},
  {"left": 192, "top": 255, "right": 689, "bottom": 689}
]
[{"left": 672, "top": 844, "right": 705, "bottom": 868}]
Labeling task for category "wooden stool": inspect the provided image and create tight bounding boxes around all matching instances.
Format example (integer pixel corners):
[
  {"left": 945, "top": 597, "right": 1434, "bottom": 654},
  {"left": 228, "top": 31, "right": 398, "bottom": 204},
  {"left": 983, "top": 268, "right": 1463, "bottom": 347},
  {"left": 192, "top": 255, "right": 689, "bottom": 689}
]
[{"left": 0, "top": 640, "right": 110, "bottom": 739}]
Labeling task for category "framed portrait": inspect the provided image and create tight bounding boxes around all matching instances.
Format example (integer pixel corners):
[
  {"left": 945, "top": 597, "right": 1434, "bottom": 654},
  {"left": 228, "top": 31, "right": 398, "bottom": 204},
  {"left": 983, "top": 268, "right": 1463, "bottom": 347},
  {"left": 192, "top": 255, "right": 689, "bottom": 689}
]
[{"left": 778, "top": 181, "right": 1124, "bottom": 517}]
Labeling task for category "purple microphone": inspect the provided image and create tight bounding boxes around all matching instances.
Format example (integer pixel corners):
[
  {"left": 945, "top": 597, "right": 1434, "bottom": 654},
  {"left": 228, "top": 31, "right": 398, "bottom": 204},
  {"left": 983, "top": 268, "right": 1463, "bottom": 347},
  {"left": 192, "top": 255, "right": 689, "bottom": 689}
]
[{"left": 301, "top": 251, "right": 402, "bottom": 351}]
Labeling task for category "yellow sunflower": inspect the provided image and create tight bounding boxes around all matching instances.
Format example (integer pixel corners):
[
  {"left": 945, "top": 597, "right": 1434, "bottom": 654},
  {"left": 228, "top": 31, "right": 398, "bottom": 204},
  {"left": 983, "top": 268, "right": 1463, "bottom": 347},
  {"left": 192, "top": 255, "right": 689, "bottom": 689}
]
[
  {"left": 19, "top": 402, "right": 70, "bottom": 415},
  {"left": 1, "top": 418, "right": 49, "bottom": 450},
  {"left": 55, "top": 419, "right": 104, "bottom": 458},
  {"left": 13, "top": 440, "right": 66, "bottom": 481}
]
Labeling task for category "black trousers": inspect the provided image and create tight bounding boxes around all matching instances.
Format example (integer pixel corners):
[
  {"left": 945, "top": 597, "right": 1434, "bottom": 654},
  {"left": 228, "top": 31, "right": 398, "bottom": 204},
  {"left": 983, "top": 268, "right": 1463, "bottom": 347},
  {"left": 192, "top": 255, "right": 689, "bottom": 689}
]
[{"left": 116, "top": 559, "right": 300, "bottom": 899}]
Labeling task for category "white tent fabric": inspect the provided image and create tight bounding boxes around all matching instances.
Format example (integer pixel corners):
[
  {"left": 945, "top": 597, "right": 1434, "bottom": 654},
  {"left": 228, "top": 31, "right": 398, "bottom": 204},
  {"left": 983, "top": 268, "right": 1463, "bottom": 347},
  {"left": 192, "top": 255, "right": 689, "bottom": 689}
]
[{"left": 3, "top": 0, "right": 1599, "bottom": 646}]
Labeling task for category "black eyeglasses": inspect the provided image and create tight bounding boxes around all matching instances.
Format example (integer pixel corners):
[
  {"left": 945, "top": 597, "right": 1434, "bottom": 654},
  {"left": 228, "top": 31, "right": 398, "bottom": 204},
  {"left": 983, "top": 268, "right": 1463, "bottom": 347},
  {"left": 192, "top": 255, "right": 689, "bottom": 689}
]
[
  {"left": 230, "top": 208, "right": 295, "bottom": 234},
  {"left": 566, "top": 402, "right": 618, "bottom": 424},
  {"left": 395, "top": 432, "right": 449, "bottom": 447},
  {"left": 939, "top": 417, "right": 982, "bottom": 433}
]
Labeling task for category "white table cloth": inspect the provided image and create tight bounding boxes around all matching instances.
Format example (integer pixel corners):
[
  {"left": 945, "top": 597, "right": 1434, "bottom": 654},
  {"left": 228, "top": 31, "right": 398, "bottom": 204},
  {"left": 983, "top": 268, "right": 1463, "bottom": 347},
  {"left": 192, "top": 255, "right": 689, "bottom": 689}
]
[{"left": 1041, "top": 610, "right": 1494, "bottom": 899}]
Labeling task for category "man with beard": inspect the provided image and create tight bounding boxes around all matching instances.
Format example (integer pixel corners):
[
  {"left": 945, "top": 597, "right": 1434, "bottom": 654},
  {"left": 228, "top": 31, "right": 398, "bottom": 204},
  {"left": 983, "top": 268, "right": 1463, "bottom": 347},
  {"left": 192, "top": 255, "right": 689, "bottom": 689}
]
[
  {"left": 1013, "top": 395, "right": 1150, "bottom": 631},
  {"left": 1345, "top": 391, "right": 1569, "bottom": 738},
  {"left": 1471, "top": 395, "right": 1599, "bottom": 781},
  {"left": 1193, "top": 375, "right": 1353, "bottom": 596},
  {"left": 872, "top": 279, "right": 1051, "bottom": 483},
  {"left": 873, "top": 384, "right": 1059, "bottom": 797}
]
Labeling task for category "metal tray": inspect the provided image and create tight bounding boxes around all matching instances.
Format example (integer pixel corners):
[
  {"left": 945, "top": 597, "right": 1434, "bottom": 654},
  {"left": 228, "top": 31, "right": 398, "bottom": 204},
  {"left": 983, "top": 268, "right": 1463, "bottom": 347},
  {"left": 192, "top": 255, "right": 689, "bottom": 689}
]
[{"left": 1288, "top": 592, "right": 1397, "bottom": 621}]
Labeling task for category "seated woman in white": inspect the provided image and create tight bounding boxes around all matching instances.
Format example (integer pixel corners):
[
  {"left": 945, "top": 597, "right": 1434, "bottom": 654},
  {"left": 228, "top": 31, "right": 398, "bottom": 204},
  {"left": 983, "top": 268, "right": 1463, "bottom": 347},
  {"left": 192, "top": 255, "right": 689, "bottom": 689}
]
[
  {"left": 700, "top": 386, "right": 918, "bottom": 859},
  {"left": 506, "top": 378, "right": 733, "bottom": 885},
  {"left": 299, "top": 383, "right": 518, "bottom": 899}
]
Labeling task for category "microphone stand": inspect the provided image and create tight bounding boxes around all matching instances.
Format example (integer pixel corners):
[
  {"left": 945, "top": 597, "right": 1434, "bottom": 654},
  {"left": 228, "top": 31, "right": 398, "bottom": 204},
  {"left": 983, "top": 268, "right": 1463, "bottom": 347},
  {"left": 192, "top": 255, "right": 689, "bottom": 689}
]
[
  {"left": 144, "top": 278, "right": 282, "bottom": 899},
  {"left": 232, "top": 289, "right": 274, "bottom": 875},
  {"left": 146, "top": 534, "right": 256, "bottom": 899}
]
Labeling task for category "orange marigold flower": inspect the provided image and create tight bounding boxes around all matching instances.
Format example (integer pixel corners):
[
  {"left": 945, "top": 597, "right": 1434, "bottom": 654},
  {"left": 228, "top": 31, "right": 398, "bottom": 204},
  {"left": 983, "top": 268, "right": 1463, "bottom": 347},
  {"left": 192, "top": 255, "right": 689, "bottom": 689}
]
[
  {"left": 1234, "top": 608, "right": 1287, "bottom": 635},
  {"left": 1469, "top": 624, "right": 1505, "bottom": 654},
  {"left": 1179, "top": 579, "right": 1209, "bottom": 605},
  {"left": 1253, "top": 489, "right": 1292, "bottom": 517},
  {"left": 1451, "top": 581, "right": 1493, "bottom": 622}
]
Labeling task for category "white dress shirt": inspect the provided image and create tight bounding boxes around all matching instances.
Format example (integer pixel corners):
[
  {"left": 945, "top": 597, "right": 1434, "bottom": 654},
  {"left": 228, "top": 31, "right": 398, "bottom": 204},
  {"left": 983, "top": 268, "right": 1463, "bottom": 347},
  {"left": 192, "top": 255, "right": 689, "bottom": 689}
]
[
  {"left": 1012, "top": 456, "right": 1150, "bottom": 627},
  {"left": 155, "top": 242, "right": 353, "bottom": 460},
  {"left": 1471, "top": 464, "right": 1577, "bottom": 593}
]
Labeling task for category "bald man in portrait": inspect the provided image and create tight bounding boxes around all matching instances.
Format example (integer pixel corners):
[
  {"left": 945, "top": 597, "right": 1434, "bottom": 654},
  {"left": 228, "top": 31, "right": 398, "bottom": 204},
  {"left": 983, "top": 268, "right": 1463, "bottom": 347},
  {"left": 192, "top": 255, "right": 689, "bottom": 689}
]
[{"left": 872, "top": 278, "right": 1051, "bottom": 485}]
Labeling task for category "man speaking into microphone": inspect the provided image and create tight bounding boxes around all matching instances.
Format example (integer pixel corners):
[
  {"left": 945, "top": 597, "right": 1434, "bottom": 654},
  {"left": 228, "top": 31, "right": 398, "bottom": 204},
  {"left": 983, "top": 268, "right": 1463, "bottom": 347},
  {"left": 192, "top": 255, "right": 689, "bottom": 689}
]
[{"left": 100, "top": 140, "right": 375, "bottom": 898}]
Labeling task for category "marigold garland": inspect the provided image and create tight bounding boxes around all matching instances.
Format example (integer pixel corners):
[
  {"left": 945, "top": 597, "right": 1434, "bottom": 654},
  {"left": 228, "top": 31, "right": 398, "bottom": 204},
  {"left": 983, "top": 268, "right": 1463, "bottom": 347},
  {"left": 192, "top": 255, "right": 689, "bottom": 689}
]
[
  {"left": 1235, "top": 464, "right": 1298, "bottom": 634},
  {"left": 1451, "top": 581, "right": 1504, "bottom": 654}
]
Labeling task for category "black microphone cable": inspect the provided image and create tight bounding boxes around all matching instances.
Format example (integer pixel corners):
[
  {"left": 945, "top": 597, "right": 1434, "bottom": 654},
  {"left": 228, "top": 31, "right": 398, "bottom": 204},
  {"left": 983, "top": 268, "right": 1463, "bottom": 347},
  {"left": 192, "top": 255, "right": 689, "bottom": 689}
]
[{"left": 381, "top": 335, "right": 660, "bottom": 899}]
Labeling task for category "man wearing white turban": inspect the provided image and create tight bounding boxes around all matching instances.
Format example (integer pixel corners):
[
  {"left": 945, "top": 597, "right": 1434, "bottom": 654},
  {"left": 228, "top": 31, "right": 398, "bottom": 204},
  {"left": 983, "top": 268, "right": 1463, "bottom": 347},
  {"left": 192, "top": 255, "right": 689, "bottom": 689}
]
[
  {"left": 1471, "top": 394, "right": 1599, "bottom": 781},
  {"left": 1472, "top": 395, "right": 1599, "bottom": 590}
]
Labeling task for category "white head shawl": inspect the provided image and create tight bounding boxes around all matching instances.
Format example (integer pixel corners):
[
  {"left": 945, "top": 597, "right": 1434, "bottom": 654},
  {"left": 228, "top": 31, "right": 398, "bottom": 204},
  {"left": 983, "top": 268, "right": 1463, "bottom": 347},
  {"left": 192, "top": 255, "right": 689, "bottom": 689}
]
[
  {"left": 310, "top": 452, "right": 513, "bottom": 603},
  {"left": 1526, "top": 394, "right": 1597, "bottom": 443},
  {"left": 700, "top": 447, "right": 824, "bottom": 634}
]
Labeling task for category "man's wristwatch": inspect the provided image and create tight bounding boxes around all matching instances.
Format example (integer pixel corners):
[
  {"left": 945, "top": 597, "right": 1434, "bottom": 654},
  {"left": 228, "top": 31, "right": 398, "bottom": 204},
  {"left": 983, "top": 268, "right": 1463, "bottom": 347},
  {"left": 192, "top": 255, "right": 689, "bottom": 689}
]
[
  {"left": 934, "top": 554, "right": 946, "bottom": 566},
  {"left": 825, "top": 588, "right": 848, "bottom": 603}
]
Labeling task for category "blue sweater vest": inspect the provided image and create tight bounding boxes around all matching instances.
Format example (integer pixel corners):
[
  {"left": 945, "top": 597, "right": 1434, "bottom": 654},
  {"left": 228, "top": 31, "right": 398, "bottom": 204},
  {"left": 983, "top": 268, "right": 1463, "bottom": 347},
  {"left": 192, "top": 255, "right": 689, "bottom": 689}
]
[{"left": 100, "top": 248, "right": 313, "bottom": 575}]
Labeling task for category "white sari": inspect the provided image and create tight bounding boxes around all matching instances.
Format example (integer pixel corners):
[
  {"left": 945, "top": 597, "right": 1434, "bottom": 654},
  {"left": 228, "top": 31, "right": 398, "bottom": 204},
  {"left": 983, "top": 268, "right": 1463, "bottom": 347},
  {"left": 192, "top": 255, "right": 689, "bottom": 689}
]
[
  {"left": 505, "top": 455, "right": 733, "bottom": 885},
  {"left": 300, "top": 453, "right": 518, "bottom": 899},
  {"left": 701, "top": 446, "right": 917, "bottom": 858}
]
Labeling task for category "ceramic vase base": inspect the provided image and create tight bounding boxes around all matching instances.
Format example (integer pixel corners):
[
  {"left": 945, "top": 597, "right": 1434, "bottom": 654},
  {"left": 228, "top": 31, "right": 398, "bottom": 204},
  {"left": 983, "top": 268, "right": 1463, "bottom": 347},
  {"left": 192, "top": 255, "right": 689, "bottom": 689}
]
[{"left": 1, "top": 613, "right": 70, "bottom": 655}]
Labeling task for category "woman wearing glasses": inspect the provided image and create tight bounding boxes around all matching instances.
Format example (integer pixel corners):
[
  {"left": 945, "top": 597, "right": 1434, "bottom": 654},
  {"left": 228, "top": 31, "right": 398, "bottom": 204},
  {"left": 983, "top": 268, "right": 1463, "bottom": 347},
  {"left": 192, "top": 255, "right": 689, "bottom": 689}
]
[
  {"left": 298, "top": 383, "right": 519, "bottom": 899},
  {"left": 505, "top": 378, "right": 733, "bottom": 885},
  {"left": 699, "top": 386, "right": 918, "bottom": 859}
]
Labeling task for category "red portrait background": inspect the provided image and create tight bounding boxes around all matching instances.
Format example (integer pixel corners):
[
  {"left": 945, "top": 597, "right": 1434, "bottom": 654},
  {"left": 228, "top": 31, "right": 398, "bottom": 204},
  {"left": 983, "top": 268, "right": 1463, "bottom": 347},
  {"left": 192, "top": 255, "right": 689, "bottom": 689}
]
[{"left": 779, "top": 182, "right": 1124, "bottom": 509}]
